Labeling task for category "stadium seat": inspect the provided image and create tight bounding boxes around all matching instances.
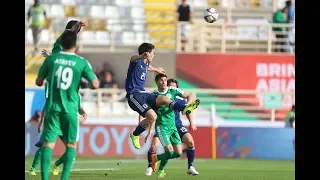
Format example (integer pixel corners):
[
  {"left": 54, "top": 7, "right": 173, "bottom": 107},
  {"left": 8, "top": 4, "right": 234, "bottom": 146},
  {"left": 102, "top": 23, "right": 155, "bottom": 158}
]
[
  {"left": 130, "top": 7, "right": 145, "bottom": 19},
  {"left": 40, "top": 30, "right": 50, "bottom": 43},
  {"left": 114, "top": 0, "right": 128, "bottom": 6},
  {"left": 64, "top": 6, "right": 77, "bottom": 17},
  {"left": 77, "top": 5, "right": 91, "bottom": 17},
  {"left": 105, "top": 6, "right": 120, "bottom": 18},
  {"left": 90, "top": 5, "right": 106, "bottom": 18},
  {"left": 143, "top": 0, "right": 176, "bottom": 49},
  {"left": 50, "top": 5, "right": 65, "bottom": 17},
  {"left": 61, "top": 0, "right": 76, "bottom": 5}
]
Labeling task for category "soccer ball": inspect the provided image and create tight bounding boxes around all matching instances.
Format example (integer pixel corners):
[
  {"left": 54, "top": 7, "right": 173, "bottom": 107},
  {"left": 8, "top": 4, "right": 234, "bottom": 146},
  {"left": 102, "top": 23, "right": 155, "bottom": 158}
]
[{"left": 203, "top": 8, "right": 219, "bottom": 23}]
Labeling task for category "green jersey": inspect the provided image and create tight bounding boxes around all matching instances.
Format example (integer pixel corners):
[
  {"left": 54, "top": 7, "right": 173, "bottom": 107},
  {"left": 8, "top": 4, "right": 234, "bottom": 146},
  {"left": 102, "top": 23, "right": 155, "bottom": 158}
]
[
  {"left": 151, "top": 87, "right": 184, "bottom": 128},
  {"left": 37, "top": 51, "right": 97, "bottom": 113},
  {"left": 52, "top": 34, "right": 63, "bottom": 53}
]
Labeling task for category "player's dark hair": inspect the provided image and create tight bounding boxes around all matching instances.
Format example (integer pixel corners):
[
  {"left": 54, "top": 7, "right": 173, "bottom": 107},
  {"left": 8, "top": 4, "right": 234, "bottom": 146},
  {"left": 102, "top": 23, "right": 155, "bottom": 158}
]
[
  {"left": 285, "top": 0, "right": 292, "bottom": 7},
  {"left": 138, "top": 43, "right": 155, "bottom": 55},
  {"left": 167, "top": 79, "right": 179, "bottom": 88},
  {"left": 291, "top": 105, "right": 295, "bottom": 110},
  {"left": 65, "top": 20, "right": 81, "bottom": 33},
  {"left": 155, "top": 73, "right": 167, "bottom": 82},
  {"left": 61, "top": 31, "right": 77, "bottom": 50}
]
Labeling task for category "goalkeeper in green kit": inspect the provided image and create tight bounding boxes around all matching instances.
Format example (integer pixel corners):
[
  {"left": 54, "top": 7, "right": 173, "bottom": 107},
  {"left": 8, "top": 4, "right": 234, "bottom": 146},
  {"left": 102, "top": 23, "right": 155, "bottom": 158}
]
[
  {"left": 147, "top": 73, "right": 195, "bottom": 178},
  {"left": 35, "top": 31, "right": 99, "bottom": 180}
]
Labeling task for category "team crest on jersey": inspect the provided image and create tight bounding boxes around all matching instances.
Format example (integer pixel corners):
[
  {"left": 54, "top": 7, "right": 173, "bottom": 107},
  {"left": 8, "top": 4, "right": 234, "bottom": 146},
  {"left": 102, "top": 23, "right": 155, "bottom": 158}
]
[{"left": 166, "top": 94, "right": 172, "bottom": 99}]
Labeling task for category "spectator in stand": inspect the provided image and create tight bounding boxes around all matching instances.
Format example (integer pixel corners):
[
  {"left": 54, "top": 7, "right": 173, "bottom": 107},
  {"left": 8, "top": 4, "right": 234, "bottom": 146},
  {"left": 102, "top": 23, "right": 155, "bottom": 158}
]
[
  {"left": 285, "top": 105, "right": 295, "bottom": 128},
  {"left": 285, "top": 0, "right": 295, "bottom": 51},
  {"left": 99, "top": 71, "right": 118, "bottom": 89},
  {"left": 27, "top": 0, "right": 47, "bottom": 54},
  {"left": 177, "top": 0, "right": 193, "bottom": 51},
  {"left": 272, "top": 5, "right": 289, "bottom": 52}
]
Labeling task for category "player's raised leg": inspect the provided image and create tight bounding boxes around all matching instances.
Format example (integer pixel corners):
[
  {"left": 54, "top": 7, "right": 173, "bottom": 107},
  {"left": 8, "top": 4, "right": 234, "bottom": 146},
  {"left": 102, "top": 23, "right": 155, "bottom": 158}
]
[{"left": 145, "top": 135, "right": 161, "bottom": 176}]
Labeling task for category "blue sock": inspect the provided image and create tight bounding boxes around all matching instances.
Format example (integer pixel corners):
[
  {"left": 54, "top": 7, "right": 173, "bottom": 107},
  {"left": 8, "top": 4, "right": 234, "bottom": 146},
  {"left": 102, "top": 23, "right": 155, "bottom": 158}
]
[
  {"left": 147, "top": 149, "right": 155, "bottom": 168},
  {"left": 186, "top": 146, "right": 195, "bottom": 169},
  {"left": 169, "top": 100, "right": 186, "bottom": 112},
  {"left": 133, "top": 123, "right": 146, "bottom": 136}
]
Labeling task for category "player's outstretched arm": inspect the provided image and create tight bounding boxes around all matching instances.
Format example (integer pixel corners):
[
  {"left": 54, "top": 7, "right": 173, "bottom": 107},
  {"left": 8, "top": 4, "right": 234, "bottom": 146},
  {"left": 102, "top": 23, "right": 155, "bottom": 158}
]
[
  {"left": 70, "top": 20, "right": 88, "bottom": 32},
  {"left": 79, "top": 106, "right": 88, "bottom": 123},
  {"left": 130, "top": 52, "right": 149, "bottom": 63},
  {"left": 148, "top": 65, "right": 166, "bottom": 74}
]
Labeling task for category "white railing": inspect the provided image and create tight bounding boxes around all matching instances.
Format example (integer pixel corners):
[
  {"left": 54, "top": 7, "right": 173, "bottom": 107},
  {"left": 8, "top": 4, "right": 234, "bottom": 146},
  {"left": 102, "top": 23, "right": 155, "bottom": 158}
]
[
  {"left": 73, "top": 88, "right": 293, "bottom": 121},
  {"left": 176, "top": 21, "right": 295, "bottom": 54}
]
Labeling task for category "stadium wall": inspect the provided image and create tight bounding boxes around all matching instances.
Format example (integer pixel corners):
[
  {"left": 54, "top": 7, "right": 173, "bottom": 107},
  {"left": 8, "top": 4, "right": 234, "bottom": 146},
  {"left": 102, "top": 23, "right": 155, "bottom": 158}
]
[
  {"left": 79, "top": 52, "right": 176, "bottom": 88},
  {"left": 25, "top": 87, "right": 295, "bottom": 160},
  {"left": 176, "top": 53, "right": 295, "bottom": 120}
]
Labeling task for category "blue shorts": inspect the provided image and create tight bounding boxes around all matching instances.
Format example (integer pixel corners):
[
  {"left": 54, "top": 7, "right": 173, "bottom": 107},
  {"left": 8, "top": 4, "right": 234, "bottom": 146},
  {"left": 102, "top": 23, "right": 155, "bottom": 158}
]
[
  {"left": 127, "top": 92, "right": 158, "bottom": 117},
  {"left": 153, "top": 125, "right": 189, "bottom": 140},
  {"left": 34, "top": 135, "right": 63, "bottom": 148}
]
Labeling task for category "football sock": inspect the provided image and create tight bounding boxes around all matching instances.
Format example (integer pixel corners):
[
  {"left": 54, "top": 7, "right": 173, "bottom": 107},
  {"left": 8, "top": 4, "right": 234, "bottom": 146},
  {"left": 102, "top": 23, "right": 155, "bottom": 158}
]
[
  {"left": 147, "top": 149, "right": 155, "bottom": 168},
  {"left": 133, "top": 123, "right": 146, "bottom": 136},
  {"left": 157, "top": 151, "right": 173, "bottom": 170},
  {"left": 186, "top": 146, "right": 195, "bottom": 168},
  {"left": 40, "top": 146, "right": 53, "bottom": 180},
  {"left": 61, "top": 147, "right": 77, "bottom": 180},
  {"left": 55, "top": 153, "right": 66, "bottom": 166},
  {"left": 31, "top": 147, "right": 42, "bottom": 169}
]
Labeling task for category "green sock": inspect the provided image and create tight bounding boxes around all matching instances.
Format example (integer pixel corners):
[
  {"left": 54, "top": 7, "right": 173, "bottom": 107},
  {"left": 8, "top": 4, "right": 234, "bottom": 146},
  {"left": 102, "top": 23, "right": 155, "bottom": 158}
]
[
  {"left": 156, "top": 151, "right": 173, "bottom": 161},
  {"left": 157, "top": 151, "right": 173, "bottom": 170},
  {"left": 159, "top": 159, "right": 169, "bottom": 170},
  {"left": 61, "top": 147, "right": 77, "bottom": 180},
  {"left": 55, "top": 153, "right": 66, "bottom": 166},
  {"left": 170, "top": 152, "right": 182, "bottom": 159},
  {"left": 41, "top": 146, "right": 53, "bottom": 180},
  {"left": 31, "top": 147, "right": 42, "bottom": 169}
]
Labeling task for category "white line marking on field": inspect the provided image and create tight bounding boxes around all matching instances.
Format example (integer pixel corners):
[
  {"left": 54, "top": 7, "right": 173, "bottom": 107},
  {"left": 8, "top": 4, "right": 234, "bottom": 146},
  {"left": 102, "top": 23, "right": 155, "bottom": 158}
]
[
  {"left": 25, "top": 168, "right": 120, "bottom": 173},
  {"left": 25, "top": 158, "right": 208, "bottom": 165}
]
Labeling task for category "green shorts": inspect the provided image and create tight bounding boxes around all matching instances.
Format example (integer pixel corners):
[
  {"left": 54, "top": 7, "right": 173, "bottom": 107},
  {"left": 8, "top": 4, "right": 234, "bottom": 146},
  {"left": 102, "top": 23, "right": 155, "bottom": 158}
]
[
  {"left": 40, "top": 111, "right": 79, "bottom": 143},
  {"left": 155, "top": 125, "right": 182, "bottom": 147}
]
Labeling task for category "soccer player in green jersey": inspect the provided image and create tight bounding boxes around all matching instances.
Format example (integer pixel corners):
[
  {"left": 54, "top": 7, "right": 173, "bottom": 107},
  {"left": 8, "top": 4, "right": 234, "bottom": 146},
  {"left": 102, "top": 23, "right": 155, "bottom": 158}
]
[
  {"left": 28, "top": 83, "right": 88, "bottom": 176},
  {"left": 35, "top": 31, "right": 99, "bottom": 180},
  {"left": 147, "top": 73, "right": 193, "bottom": 178}
]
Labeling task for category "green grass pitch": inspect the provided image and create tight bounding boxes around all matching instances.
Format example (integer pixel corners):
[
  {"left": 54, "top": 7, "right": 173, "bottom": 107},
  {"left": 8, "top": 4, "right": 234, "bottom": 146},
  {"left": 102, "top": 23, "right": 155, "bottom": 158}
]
[{"left": 25, "top": 157, "right": 294, "bottom": 180}]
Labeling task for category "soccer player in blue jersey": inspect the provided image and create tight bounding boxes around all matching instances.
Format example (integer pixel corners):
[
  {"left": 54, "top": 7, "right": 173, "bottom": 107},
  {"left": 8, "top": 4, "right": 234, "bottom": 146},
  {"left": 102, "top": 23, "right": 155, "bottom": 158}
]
[
  {"left": 126, "top": 43, "right": 200, "bottom": 149},
  {"left": 145, "top": 77, "right": 199, "bottom": 176}
]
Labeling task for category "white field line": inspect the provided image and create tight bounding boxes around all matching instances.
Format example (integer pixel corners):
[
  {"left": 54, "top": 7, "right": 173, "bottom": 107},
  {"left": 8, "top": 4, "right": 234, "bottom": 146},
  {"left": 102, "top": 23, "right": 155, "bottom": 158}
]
[
  {"left": 25, "top": 168, "right": 120, "bottom": 173},
  {"left": 25, "top": 158, "right": 208, "bottom": 165}
]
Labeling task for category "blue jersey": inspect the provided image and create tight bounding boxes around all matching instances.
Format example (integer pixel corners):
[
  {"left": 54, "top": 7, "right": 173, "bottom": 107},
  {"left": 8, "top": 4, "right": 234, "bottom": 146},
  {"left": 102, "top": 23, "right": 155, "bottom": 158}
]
[{"left": 125, "top": 59, "right": 150, "bottom": 96}]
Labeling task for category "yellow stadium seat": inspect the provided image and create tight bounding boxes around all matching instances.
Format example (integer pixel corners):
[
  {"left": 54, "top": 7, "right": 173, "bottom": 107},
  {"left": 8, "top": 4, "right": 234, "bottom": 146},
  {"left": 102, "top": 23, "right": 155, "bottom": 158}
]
[
  {"left": 208, "top": 0, "right": 220, "bottom": 6},
  {"left": 44, "top": 18, "right": 53, "bottom": 29},
  {"left": 87, "top": 19, "right": 106, "bottom": 31},
  {"left": 144, "top": 6, "right": 176, "bottom": 11},
  {"left": 249, "top": 0, "right": 261, "bottom": 7},
  {"left": 64, "top": 6, "right": 76, "bottom": 17},
  {"left": 144, "top": 0, "right": 176, "bottom": 3},
  {"left": 149, "top": 31, "right": 175, "bottom": 36},
  {"left": 154, "top": 44, "right": 175, "bottom": 49}
]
